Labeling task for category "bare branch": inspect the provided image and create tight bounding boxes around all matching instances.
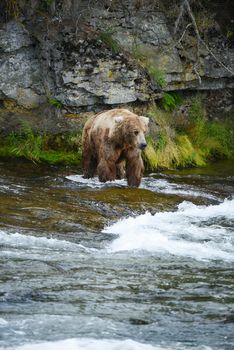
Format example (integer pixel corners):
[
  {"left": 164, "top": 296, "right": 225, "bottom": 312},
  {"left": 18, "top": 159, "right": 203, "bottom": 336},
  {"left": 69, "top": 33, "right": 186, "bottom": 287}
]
[
  {"left": 173, "top": 0, "right": 186, "bottom": 36},
  {"left": 193, "top": 64, "right": 202, "bottom": 85},
  {"left": 176, "top": 23, "right": 192, "bottom": 46},
  {"left": 175, "top": 0, "right": 234, "bottom": 77},
  {"left": 201, "top": 42, "right": 234, "bottom": 76},
  {"left": 184, "top": 0, "right": 202, "bottom": 42}
]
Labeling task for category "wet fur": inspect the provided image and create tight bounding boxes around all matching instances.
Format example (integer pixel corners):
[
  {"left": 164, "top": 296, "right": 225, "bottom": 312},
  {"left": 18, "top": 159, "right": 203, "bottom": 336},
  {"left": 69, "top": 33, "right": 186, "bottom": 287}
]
[{"left": 82, "top": 109, "right": 148, "bottom": 187}]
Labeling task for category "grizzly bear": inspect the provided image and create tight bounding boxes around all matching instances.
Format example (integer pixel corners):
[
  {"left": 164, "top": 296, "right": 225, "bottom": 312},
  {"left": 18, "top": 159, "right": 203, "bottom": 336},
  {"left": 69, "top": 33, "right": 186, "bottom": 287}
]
[{"left": 82, "top": 108, "right": 149, "bottom": 187}]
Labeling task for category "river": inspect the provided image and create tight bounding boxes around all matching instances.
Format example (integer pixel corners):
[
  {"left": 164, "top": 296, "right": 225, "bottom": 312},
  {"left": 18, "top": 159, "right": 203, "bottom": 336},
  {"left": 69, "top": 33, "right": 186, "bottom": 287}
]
[{"left": 0, "top": 160, "right": 233, "bottom": 350}]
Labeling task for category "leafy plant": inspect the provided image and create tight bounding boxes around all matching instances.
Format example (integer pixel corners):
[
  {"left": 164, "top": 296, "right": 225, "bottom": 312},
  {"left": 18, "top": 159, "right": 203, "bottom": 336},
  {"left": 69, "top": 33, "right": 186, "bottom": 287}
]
[
  {"left": 162, "top": 92, "right": 182, "bottom": 111},
  {"left": 48, "top": 98, "right": 62, "bottom": 109}
]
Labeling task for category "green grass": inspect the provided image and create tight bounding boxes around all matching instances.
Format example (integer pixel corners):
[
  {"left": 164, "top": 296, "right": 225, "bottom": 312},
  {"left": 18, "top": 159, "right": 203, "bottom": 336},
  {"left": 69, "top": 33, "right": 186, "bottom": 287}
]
[
  {"left": 0, "top": 122, "right": 82, "bottom": 165},
  {"left": 186, "top": 97, "right": 233, "bottom": 160},
  {"left": 1, "top": 122, "right": 44, "bottom": 163},
  {"left": 145, "top": 64, "right": 167, "bottom": 88},
  {"left": 143, "top": 100, "right": 234, "bottom": 170},
  {"left": 1, "top": 99, "right": 233, "bottom": 171},
  {"left": 97, "top": 30, "right": 121, "bottom": 54},
  {"left": 130, "top": 44, "right": 167, "bottom": 88}
]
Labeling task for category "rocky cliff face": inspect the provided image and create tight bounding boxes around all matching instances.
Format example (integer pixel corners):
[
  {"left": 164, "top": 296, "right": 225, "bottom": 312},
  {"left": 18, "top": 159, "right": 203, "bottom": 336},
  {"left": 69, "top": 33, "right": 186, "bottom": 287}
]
[
  {"left": 0, "top": 0, "right": 233, "bottom": 133},
  {"left": 0, "top": 20, "right": 46, "bottom": 108}
]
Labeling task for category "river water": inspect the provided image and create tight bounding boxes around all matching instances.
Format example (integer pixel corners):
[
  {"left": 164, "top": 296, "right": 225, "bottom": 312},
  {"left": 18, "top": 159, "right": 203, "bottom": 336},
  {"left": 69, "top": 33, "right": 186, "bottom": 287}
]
[{"left": 0, "top": 160, "right": 233, "bottom": 350}]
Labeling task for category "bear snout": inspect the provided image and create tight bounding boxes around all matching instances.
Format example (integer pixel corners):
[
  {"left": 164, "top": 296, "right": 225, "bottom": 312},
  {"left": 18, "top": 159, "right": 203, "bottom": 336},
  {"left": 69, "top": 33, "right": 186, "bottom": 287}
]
[{"left": 139, "top": 142, "right": 147, "bottom": 150}]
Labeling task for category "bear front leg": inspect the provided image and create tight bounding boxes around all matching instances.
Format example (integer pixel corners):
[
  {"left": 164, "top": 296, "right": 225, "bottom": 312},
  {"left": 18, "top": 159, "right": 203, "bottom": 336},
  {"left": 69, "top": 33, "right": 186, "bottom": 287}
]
[
  {"left": 97, "top": 159, "right": 117, "bottom": 182},
  {"left": 125, "top": 149, "right": 144, "bottom": 187},
  {"left": 116, "top": 160, "right": 125, "bottom": 179},
  {"left": 82, "top": 125, "right": 97, "bottom": 178},
  {"left": 83, "top": 156, "right": 97, "bottom": 178},
  {"left": 83, "top": 147, "right": 97, "bottom": 178},
  {"left": 96, "top": 145, "right": 122, "bottom": 182}
]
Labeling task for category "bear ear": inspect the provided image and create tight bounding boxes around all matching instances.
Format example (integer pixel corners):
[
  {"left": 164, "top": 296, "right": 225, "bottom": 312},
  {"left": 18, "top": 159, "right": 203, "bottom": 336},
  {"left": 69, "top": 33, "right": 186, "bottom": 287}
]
[
  {"left": 139, "top": 116, "right": 149, "bottom": 127},
  {"left": 114, "top": 116, "right": 124, "bottom": 124}
]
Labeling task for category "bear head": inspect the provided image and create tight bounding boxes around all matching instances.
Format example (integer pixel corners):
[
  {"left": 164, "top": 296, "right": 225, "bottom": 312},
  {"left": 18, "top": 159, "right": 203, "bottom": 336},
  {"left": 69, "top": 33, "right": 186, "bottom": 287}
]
[{"left": 115, "top": 115, "right": 149, "bottom": 150}]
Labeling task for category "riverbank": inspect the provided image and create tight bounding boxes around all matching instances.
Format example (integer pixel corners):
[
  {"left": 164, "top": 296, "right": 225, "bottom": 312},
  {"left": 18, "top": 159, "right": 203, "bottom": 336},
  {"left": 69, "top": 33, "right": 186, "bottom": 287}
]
[
  {"left": 0, "top": 1, "right": 233, "bottom": 170},
  {"left": 0, "top": 97, "right": 233, "bottom": 171}
]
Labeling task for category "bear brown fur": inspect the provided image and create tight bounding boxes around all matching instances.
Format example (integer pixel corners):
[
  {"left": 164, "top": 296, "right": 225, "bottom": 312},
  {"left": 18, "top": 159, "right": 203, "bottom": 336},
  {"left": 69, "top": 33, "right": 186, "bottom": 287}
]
[{"left": 82, "top": 108, "right": 149, "bottom": 187}]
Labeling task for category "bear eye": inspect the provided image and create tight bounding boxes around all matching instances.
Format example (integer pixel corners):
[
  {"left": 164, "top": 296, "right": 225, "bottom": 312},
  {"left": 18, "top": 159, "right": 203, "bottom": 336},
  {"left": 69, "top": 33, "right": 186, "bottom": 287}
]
[{"left": 134, "top": 130, "right": 139, "bottom": 135}]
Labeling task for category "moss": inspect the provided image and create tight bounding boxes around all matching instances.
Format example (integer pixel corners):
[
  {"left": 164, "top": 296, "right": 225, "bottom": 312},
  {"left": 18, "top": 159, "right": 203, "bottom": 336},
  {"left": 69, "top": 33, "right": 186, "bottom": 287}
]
[
  {"left": 1, "top": 99, "right": 30, "bottom": 115},
  {"left": 65, "top": 113, "right": 79, "bottom": 119},
  {"left": 195, "top": 11, "right": 215, "bottom": 33},
  {"left": 38, "top": 150, "right": 82, "bottom": 165},
  {"left": 48, "top": 98, "right": 62, "bottom": 109}
]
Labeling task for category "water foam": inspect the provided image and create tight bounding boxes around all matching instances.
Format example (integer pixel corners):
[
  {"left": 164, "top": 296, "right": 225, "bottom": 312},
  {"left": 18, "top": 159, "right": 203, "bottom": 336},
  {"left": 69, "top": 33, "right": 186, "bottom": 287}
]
[
  {"left": 10, "top": 338, "right": 212, "bottom": 350},
  {"left": 0, "top": 183, "right": 27, "bottom": 194},
  {"left": 0, "top": 230, "right": 86, "bottom": 252},
  {"left": 66, "top": 175, "right": 218, "bottom": 200},
  {"left": 142, "top": 178, "right": 219, "bottom": 200},
  {"left": 104, "top": 199, "right": 234, "bottom": 261},
  {"left": 66, "top": 175, "right": 126, "bottom": 188}
]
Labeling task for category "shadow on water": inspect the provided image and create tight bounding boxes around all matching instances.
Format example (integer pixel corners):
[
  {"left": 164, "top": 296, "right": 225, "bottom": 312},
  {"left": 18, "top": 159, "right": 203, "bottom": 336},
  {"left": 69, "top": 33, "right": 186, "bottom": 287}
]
[{"left": 0, "top": 159, "right": 234, "bottom": 350}]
